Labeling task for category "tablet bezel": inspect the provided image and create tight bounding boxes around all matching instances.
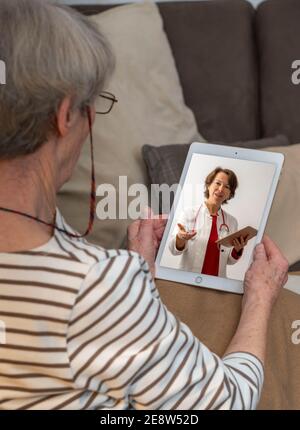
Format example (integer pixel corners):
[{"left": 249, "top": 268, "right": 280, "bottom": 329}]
[{"left": 155, "top": 142, "right": 284, "bottom": 294}]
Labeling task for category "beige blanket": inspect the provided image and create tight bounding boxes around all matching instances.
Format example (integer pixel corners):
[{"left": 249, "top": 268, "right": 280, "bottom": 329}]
[{"left": 156, "top": 279, "right": 300, "bottom": 410}]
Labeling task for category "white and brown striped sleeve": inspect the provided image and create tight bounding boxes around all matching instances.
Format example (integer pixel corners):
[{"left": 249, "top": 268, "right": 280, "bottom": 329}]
[{"left": 66, "top": 250, "right": 264, "bottom": 410}]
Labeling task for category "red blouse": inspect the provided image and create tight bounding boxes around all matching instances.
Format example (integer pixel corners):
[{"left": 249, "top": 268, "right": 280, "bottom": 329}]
[
  {"left": 201, "top": 215, "right": 219, "bottom": 276},
  {"left": 201, "top": 214, "right": 242, "bottom": 276}
]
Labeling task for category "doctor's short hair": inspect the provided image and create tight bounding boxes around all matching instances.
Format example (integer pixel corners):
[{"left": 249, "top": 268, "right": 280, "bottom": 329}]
[
  {"left": 0, "top": 0, "right": 114, "bottom": 159},
  {"left": 204, "top": 167, "right": 238, "bottom": 204}
]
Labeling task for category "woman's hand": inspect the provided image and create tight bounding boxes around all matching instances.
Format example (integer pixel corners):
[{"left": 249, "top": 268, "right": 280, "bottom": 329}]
[
  {"left": 176, "top": 223, "right": 197, "bottom": 251},
  {"left": 232, "top": 234, "right": 250, "bottom": 253},
  {"left": 127, "top": 207, "right": 168, "bottom": 278},
  {"left": 177, "top": 223, "right": 197, "bottom": 241},
  {"left": 243, "top": 235, "right": 289, "bottom": 310},
  {"left": 225, "top": 235, "right": 289, "bottom": 365}
]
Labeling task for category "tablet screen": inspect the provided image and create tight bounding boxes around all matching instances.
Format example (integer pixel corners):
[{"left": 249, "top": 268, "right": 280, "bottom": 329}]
[{"left": 158, "top": 152, "right": 277, "bottom": 282}]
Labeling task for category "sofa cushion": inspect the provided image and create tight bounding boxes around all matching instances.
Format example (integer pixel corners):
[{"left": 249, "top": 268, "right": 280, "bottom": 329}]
[
  {"left": 57, "top": 2, "right": 200, "bottom": 249},
  {"left": 157, "top": 279, "right": 300, "bottom": 409},
  {"left": 263, "top": 143, "right": 300, "bottom": 266},
  {"left": 159, "top": 0, "right": 260, "bottom": 142},
  {"left": 74, "top": 0, "right": 260, "bottom": 143},
  {"left": 256, "top": 0, "right": 300, "bottom": 143},
  {"left": 142, "top": 134, "right": 290, "bottom": 189}
]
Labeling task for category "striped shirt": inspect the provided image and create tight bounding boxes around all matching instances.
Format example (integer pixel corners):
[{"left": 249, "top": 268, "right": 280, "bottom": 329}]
[{"left": 0, "top": 209, "right": 264, "bottom": 410}]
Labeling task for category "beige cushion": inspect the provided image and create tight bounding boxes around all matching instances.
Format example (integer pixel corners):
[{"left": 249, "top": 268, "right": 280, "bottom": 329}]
[
  {"left": 57, "top": 2, "right": 201, "bottom": 249},
  {"left": 157, "top": 279, "right": 300, "bottom": 409},
  {"left": 264, "top": 143, "right": 300, "bottom": 265}
]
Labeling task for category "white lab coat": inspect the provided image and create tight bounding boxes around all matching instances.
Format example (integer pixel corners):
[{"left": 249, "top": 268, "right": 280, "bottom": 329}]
[{"left": 169, "top": 205, "right": 239, "bottom": 277}]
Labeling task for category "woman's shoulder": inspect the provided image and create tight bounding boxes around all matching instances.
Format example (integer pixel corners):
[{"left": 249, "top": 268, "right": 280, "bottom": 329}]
[{"left": 54, "top": 208, "right": 143, "bottom": 267}]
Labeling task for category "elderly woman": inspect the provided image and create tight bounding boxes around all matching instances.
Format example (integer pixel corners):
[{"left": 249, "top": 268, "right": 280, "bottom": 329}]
[
  {"left": 170, "top": 167, "right": 249, "bottom": 277},
  {"left": 0, "top": 0, "right": 289, "bottom": 410}
]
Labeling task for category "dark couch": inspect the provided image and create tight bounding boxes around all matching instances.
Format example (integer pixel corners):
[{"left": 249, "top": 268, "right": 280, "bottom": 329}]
[{"left": 73, "top": 0, "right": 300, "bottom": 271}]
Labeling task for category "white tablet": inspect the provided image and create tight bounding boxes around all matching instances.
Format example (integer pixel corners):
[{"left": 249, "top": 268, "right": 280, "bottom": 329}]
[{"left": 155, "top": 142, "right": 284, "bottom": 294}]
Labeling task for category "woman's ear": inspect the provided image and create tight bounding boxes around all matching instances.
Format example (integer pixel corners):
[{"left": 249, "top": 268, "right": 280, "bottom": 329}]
[{"left": 56, "top": 96, "right": 73, "bottom": 138}]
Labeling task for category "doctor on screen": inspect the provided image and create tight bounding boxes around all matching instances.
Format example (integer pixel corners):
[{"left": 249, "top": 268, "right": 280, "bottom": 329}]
[{"left": 169, "top": 167, "right": 250, "bottom": 277}]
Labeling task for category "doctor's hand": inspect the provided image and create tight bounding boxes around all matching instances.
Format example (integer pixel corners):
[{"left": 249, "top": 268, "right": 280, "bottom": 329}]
[
  {"left": 127, "top": 207, "right": 168, "bottom": 278},
  {"left": 243, "top": 235, "right": 289, "bottom": 310},
  {"left": 176, "top": 223, "right": 197, "bottom": 251},
  {"left": 232, "top": 234, "right": 250, "bottom": 253},
  {"left": 177, "top": 223, "right": 197, "bottom": 241}
]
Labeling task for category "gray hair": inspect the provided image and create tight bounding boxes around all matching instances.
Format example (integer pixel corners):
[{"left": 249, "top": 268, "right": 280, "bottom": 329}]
[{"left": 0, "top": 0, "right": 114, "bottom": 159}]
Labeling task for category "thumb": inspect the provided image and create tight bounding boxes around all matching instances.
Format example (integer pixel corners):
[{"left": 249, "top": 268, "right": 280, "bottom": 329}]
[
  {"left": 141, "top": 205, "right": 154, "bottom": 220},
  {"left": 139, "top": 209, "right": 154, "bottom": 238},
  {"left": 127, "top": 219, "right": 141, "bottom": 240},
  {"left": 253, "top": 243, "right": 267, "bottom": 262}
]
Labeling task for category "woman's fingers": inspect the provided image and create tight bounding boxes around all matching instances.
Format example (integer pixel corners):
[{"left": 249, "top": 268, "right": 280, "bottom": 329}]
[
  {"left": 127, "top": 219, "right": 141, "bottom": 240},
  {"left": 262, "top": 235, "right": 284, "bottom": 261},
  {"left": 233, "top": 238, "right": 241, "bottom": 248},
  {"left": 262, "top": 235, "right": 289, "bottom": 275},
  {"left": 233, "top": 235, "right": 250, "bottom": 250},
  {"left": 153, "top": 217, "right": 168, "bottom": 240},
  {"left": 155, "top": 226, "right": 166, "bottom": 241},
  {"left": 253, "top": 243, "right": 267, "bottom": 262},
  {"left": 177, "top": 228, "right": 196, "bottom": 241}
]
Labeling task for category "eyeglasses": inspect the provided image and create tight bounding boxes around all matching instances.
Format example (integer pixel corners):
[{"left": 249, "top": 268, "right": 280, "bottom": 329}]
[
  {"left": 0, "top": 91, "right": 118, "bottom": 239},
  {"left": 96, "top": 91, "right": 118, "bottom": 115}
]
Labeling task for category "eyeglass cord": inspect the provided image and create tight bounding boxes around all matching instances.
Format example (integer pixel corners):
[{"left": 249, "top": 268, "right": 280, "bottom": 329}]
[{"left": 0, "top": 106, "right": 96, "bottom": 239}]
